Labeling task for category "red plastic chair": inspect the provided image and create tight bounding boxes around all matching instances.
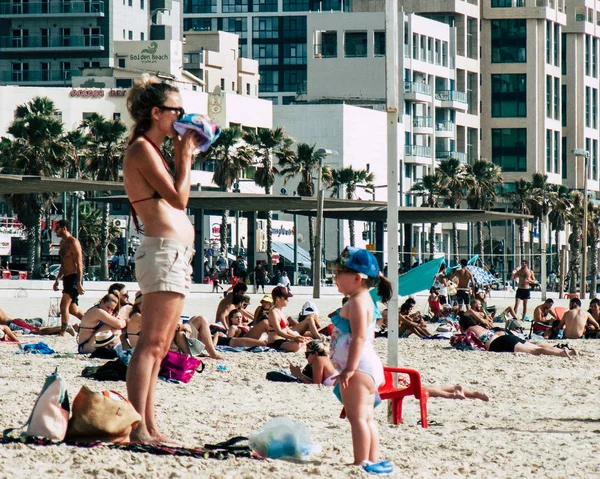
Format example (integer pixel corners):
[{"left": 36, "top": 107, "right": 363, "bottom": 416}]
[
  {"left": 340, "top": 366, "right": 429, "bottom": 428},
  {"left": 2, "top": 270, "right": 11, "bottom": 280},
  {"left": 17, "top": 271, "right": 27, "bottom": 280}
]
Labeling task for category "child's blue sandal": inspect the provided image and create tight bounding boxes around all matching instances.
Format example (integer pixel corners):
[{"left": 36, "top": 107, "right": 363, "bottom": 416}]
[{"left": 362, "top": 460, "right": 394, "bottom": 475}]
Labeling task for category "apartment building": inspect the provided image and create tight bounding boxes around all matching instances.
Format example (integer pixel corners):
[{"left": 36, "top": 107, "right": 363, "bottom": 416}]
[
  {"left": 0, "top": 0, "right": 181, "bottom": 86},
  {"left": 182, "top": 0, "right": 350, "bottom": 104}
]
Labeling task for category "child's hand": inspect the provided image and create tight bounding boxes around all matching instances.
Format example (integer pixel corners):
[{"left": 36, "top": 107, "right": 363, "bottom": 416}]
[{"left": 336, "top": 368, "right": 355, "bottom": 389}]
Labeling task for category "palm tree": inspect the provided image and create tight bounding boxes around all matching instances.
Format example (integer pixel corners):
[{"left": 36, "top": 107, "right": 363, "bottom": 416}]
[
  {"left": 63, "top": 129, "right": 91, "bottom": 229},
  {"left": 0, "top": 97, "right": 70, "bottom": 274},
  {"left": 410, "top": 172, "right": 446, "bottom": 260},
  {"left": 330, "top": 166, "right": 375, "bottom": 246},
  {"left": 244, "top": 127, "right": 290, "bottom": 272},
  {"left": 203, "top": 127, "right": 253, "bottom": 258},
  {"left": 549, "top": 185, "right": 571, "bottom": 280},
  {"left": 567, "top": 190, "right": 584, "bottom": 293},
  {"left": 437, "top": 158, "right": 467, "bottom": 264},
  {"left": 465, "top": 159, "right": 504, "bottom": 264},
  {"left": 78, "top": 202, "right": 121, "bottom": 272},
  {"left": 587, "top": 203, "right": 600, "bottom": 298},
  {"left": 503, "top": 178, "right": 533, "bottom": 261},
  {"left": 80, "top": 113, "right": 127, "bottom": 280},
  {"left": 526, "top": 173, "right": 556, "bottom": 273},
  {"left": 277, "top": 142, "right": 332, "bottom": 276}
]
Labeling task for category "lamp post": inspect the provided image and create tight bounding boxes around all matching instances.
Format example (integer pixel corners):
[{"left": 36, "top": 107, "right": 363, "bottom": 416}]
[
  {"left": 313, "top": 148, "right": 333, "bottom": 299},
  {"left": 573, "top": 148, "right": 590, "bottom": 299}
]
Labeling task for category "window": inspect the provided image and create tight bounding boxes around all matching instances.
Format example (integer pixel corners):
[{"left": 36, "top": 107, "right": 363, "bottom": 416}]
[
  {"left": 254, "top": 0, "right": 277, "bottom": 11},
  {"left": 115, "top": 78, "right": 133, "bottom": 88},
  {"left": 222, "top": 0, "right": 248, "bottom": 13},
  {"left": 128, "top": 0, "right": 132, "bottom": 5},
  {"left": 587, "top": 138, "right": 592, "bottom": 179},
  {"left": 184, "top": 18, "right": 216, "bottom": 32},
  {"left": 319, "top": 31, "right": 337, "bottom": 58},
  {"left": 594, "top": 38, "right": 598, "bottom": 78},
  {"left": 184, "top": 0, "right": 216, "bottom": 13},
  {"left": 282, "top": 17, "right": 306, "bottom": 40},
  {"left": 491, "top": 0, "right": 511, "bottom": 6},
  {"left": 492, "top": 128, "right": 527, "bottom": 172},
  {"left": 491, "top": 74, "right": 526, "bottom": 117},
  {"left": 561, "top": 32, "right": 566, "bottom": 75},
  {"left": 113, "top": 113, "right": 121, "bottom": 120},
  {"left": 562, "top": 84, "right": 567, "bottom": 127},
  {"left": 252, "top": 17, "right": 278, "bottom": 39},
  {"left": 118, "top": 58, "right": 125, "bottom": 68},
  {"left": 546, "top": 21, "right": 552, "bottom": 64},
  {"left": 467, "top": 72, "right": 477, "bottom": 115},
  {"left": 374, "top": 31, "right": 385, "bottom": 56},
  {"left": 282, "top": 68, "right": 306, "bottom": 92},
  {"left": 546, "top": 75, "right": 552, "bottom": 118},
  {"left": 11, "top": 62, "right": 29, "bottom": 82},
  {"left": 40, "top": 62, "right": 50, "bottom": 81},
  {"left": 554, "top": 131, "right": 560, "bottom": 174},
  {"left": 83, "top": 61, "right": 100, "bottom": 68},
  {"left": 253, "top": 43, "right": 278, "bottom": 65},
  {"left": 554, "top": 23, "right": 559, "bottom": 66},
  {"left": 259, "top": 69, "right": 278, "bottom": 92},
  {"left": 594, "top": 140, "right": 599, "bottom": 179},
  {"left": 586, "top": 87, "right": 591, "bottom": 127},
  {"left": 467, "top": 17, "right": 477, "bottom": 60},
  {"left": 562, "top": 137, "right": 567, "bottom": 179},
  {"left": 344, "top": 32, "right": 367, "bottom": 57},
  {"left": 546, "top": 129, "right": 552, "bottom": 172},
  {"left": 11, "top": 29, "right": 28, "bottom": 48},
  {"left": 128, "top": 30, "right": 133, "bottom": 40},
  {"left": 586, "top": 34, "right": 590, "bottom": 76},
  {"left": 594, "top": 88, "right": 598, "bottom": 129},
  {"left": 554, "top": 77, "right": 559, "bottom": 120},
  {"left": 223, "top": 17, "right": 248, "bottom": 39},
  {"left": 282, "top": 0, "right": 308, "bottom": 11},
  {"left": 246, "top": 83, "right": 251, "bottom": 95},
  {"left": 491, "top": 19, "right": 526, "bottom": 63},
  {"left": 420, "top": 35, "right": 426, "bottom": 61},
  {"left": 83, "top": 27, "right": 100, "bottom": 46},
  {"left": 141, "top": 32, "right": 144, "bottom": 41},
  {"left": 59, "top": 61, "right": 71, "bottom": 80},
  {"left": 283, "top": 43, "right": 306, "bottom": 65},
  {"left": 140, "top": 0, "right": 144, "bottom": 8}
]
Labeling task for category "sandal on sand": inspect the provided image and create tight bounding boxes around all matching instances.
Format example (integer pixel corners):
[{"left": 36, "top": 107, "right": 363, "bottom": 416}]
[{"left": 362, "top": 461, "right": 394, "bottom": 475}]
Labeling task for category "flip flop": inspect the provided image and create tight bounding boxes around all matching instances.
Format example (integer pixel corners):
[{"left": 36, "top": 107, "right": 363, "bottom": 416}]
[{"left": 362, "top": 461, "right": 394, "bottom": 475}]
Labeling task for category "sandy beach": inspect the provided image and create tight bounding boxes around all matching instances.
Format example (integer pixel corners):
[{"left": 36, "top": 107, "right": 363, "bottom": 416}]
[{"left": 0, "top": 288, "right": 599, "bottom": 478}]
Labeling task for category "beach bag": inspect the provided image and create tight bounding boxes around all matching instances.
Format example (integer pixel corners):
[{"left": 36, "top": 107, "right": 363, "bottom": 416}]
[
  {"left": 66, "top": 386, "right": 141, "bottom": 443},
  {"left": 159, "top": 351, "right": 204, "bottom": 383},
  {"left": 449, "top": 331, "right": 486, "bottom": 351},
  {"left": 3, "top": 367, "right": 70, "bottom": 440}
]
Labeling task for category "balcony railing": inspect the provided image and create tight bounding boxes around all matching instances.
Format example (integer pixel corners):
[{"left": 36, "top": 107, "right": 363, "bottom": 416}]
[
  {"left": 1, "top": 69, "right": 81, "bottom": 83},
  {"left": 405, "top": 145, "right": 432, "bottom": 157},
  {"left": 404, "top": 81, "right": 431, "bottom": 95},
  {"left": 436, "top": 151, "right": 467, "bottom": 163},
  {"left": 435, "top": 120, "right": 454, "bottom": 132},
  {"left": 0, "top": 34, "right": 104, "bottom": 49},
  {"left": 0, "top": 0, "right": 104, "bottom": 14},
  {"left": 435, "top": 90, "right": 468, "bottom": 103},
  {"left": 413, "top": 116, "right": 433, "bottom": 128}
]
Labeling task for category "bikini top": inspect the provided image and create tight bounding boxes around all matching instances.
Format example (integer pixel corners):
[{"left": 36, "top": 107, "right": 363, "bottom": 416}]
[
  {"left": 331, "top": 302, "right": 382, "bottom": 334},
  {"left": 127, "top": 133, "right": 175, "bottom": 233},
  {"left": 267, "top": 310, "right": 288, "bottom": 332},
  {"left": 478, "top": 330, "right": 496, "bottom": 344}
]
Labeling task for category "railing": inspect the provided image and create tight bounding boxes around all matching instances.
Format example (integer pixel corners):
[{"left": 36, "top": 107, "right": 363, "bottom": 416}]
[
  {"left": 435, "top": 90, "right": 468, "bottom": 103},
  {"left": 404, "top": 81, "right": 431, "bottom": 95},
  {"left": 296, "top": 81, "right": 307, "bottom": 95},
  {"left": 436, "top": 120, "right": 455, "bottom": 132},
  {"left": 0, "top": 34, "right": 104, "bottom": 48},
  {"left": 436, "top": 151, "right": 467, "bottom": 163},
  {"left": 0, "top": 69, "right": 81, "bottom": 82},
  {"left": 405, "top": 145, "right": 432, "bottom": 157},
  {"left": 183, "top": 52, "right": 204, "bottom": 67},
  {"left": 0, "top": 0, "right": 104, "bottom": 14},
  {"left": 413, "top": 116, "right": 433, "bottom": 128}
]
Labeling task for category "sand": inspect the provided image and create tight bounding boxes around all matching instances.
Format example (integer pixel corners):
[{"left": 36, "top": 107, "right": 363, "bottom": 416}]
[{"left": 0, "top": 289, "right": 599, "bottom": 479}]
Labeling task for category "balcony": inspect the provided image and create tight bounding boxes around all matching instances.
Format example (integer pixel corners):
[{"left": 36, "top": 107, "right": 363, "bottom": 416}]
[
  {"left": 405, "top": 145, "right": 432, "bottom": 165},
  {"left": 0, "top": 34, "right": 104, "bottom": 51},
  {"left": 435, "top": 90, "right": 468, "bottom": 110},
  {"left": 413, "top": 116, "right": 433, "bottom": 134},
  {"left": 0, "top": 0, "right": 104, "bottom": 17},
  {"left": 0, "top": 69, "right": 81, "bottom": 84},
  {"left": 436, "top": 150, "right": 467, "bottom": 163},
  {"left": 404, "top": 81, "right": 431, "bottom": 103},
  {"left": 435, "top": 120, "right": 454, "bottom": 137}
]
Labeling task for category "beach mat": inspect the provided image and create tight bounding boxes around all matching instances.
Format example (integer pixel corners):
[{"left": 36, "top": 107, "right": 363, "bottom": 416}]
[{"left": 0, "top": 435, "right": 258, "bottom": 460}]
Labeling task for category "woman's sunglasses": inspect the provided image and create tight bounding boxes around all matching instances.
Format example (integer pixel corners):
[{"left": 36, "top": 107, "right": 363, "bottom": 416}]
[{"left": 158, "top": 106, "right": 185, "bottom": 120}]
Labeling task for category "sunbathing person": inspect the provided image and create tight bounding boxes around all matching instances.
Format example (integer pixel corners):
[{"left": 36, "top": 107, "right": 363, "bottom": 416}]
[
  {"left": 398, "top": 302, "right": 430, "bottom": 338},
  {"left": 290, "top": 340, "right": 489, "bottom": 401},
  {"left": 252, "top": 294, "right": 273, "bottom": 326},
  {"left": 557, "top": 297, "right": 600, "bottom": 339},
  {"left": 428, "top": 287, "right": 454, "bottom": 319},
  {"left": 215, "top": 283, "right": 251, "bottom": 328},
  {"left": 121, "top": 291, "right": 142, "bottom": 350},
  {"left": 211, "top": 309, "right": 267, "bottom": 348},
  {"left": 458, "top": 313, "right": 575, "bottom": 357},
  {"left": 77, "top": 293, "right": 126, "bottom": 354},
  {"left": 0, "top": 307, "right": 76, "bottom": 336},
  {"left": 109, "top": 282, "right": 133, "bottom": 322},
  {"left": 464, "top": 300, "right": 495, "bottom": 329},
  {"left": 267, "top": 286, "right": 308, "bottom": 352},
  {"left": 0, "top": 324, "right": 20, "bottom": 343}
]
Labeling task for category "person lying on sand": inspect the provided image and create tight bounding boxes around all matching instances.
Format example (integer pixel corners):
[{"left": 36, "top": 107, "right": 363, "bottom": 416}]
[
  {"left": 0, "top": 324, "right": 20, "bottom": 343},
  {"left": 78, "top": 293, "right": 126, "bottom": 354},
  {"left": 290, "top": 340, "right": 489, "bottom": 401},
  {"left": 0, "top": 307, "right": 77, "bottom": 336},
  {"left": 558, "top": 297, "right": 600, "bottom": 339},
  {"left": 459, "top": 313, "right": 575, "bottom": 358}
]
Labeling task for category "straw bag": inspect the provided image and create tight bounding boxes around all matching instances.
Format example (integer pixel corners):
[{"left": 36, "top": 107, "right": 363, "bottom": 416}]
[{"left": 66, "top": 386, "right": 141, "bottom": 443}]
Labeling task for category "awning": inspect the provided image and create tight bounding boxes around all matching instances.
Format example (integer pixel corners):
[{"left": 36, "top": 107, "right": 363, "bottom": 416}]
[
  {"left": 0, "top": 174, "right": 123, "bottom": 194},
  {"left": 272, "top": 242, "right": 311, "bottom": 265}
]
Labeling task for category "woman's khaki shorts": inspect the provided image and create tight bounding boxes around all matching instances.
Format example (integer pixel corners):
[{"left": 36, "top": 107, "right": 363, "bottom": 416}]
[{"left": 135, "top": 237, "right": 195, "bottom": 296}]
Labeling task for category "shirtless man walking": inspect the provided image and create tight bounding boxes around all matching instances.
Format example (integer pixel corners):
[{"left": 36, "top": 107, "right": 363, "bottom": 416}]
[
  {"left": 512, "top": 260, "right": 537, "bottom": 320},
  {"left": 447, "top": 259, "right": 476, "bottom": 310},
  {"left": 52, "top": 220, "right": 84, "bottom": 335},
  {"left": 558, "top": 298, "right": 599, "bottom": 339}
]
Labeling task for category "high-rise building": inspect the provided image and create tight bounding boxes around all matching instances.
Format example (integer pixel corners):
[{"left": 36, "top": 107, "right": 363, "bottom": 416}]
[{"left": 0, "top": 0, "right": 181, "bottom": 86}]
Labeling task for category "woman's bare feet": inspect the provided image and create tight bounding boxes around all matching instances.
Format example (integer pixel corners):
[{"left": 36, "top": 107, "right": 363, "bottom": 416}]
[
  {"left": 452, "top": 384, "right": 466, "bottom": 400},
  {"left": 130, "top": 426, "right": 155, "bottom": 444}
]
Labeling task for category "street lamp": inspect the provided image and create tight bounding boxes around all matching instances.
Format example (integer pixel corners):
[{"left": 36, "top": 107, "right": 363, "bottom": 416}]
[
  {"left": 573, "top": 148, "right": 590, "bottom": 299},
  {"left": 313, "top": 148, "right": 334, "bottom": 299}
]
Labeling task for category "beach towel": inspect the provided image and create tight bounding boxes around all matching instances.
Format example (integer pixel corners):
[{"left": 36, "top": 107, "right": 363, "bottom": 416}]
[
  {"left": 18, "top": 342, "right": 55, "bottom": 354},
  {"left": 215, "top": 345, "right": 275, "bottom": 353},
  {"left": 449, "top": 332, "right": 485, "bottom": 351}
]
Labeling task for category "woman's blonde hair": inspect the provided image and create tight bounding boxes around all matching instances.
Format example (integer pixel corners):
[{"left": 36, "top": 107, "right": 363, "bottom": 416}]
[
  {"left": 306, "top": 340, "right": 329, "bottom": 356},
  {"left": 126, "top": 75, "right": 179, "bottom": 138}
]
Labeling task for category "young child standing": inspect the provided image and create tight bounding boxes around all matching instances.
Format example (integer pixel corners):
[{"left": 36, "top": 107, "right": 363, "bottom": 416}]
[{"left": 329, "top": 246, "right": 393, "bottom": 474}]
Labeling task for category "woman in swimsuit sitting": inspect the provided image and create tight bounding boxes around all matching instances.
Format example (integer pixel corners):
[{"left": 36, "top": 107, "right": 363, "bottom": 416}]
[
  {"left": 267, "top": 286, "right": 308, "bottom": 352},
  {"left": 122, "top": 291, "right": 142, "bottom": 350},
  {"left": 212, "top": 309, "right": 268, "bottom": 348},
  {"left": 458, "top": 313, "right": 575, "bottom": 357},
  {"left": 398, "top": 301, "right": 430, "bottom": 338},
  {"left": 78, "top": 293, "right": 126, "bottom": 354}
]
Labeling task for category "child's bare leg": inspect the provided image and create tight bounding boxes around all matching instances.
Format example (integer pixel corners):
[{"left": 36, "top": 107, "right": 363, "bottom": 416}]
[
  {"left": 341, "top": 371, "right": 378, "bottom": 465},
  {"left": 366, "top": 403, "right": 379, "bottom": 463}
]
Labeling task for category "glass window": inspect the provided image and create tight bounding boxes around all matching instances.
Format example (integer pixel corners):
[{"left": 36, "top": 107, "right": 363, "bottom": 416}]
[
  {"left": 282, "top": 68, "right": 306, "bottom": 92},
  {"left": 374, "top": 31, "right": 385, "bottom": 56},
  {"left": 554, "top": 23, "right": 559, "bottom": 66},
  {"left": 561, "top": 32, "right": 566, "bottom": 75},
  {"left": 412, "top": 33, "right": 418, "bottom": 60},
  {"left": 562, "top": 137, "right": 567, "bottom": 179},
  {"left": 254, "top": 0, "right": 277, "bottom": 12},
  {"left": 223, "top": 17, "right": 248, "bottom": 39},
  {"left": 259, "top": 69, "right": 278, "bottom": 92},
  {"left": 594, "top": 140, "right": 599, "bottom": 179},
  {"left": 253, "top": 43, "right": 279, "bottom": 64},
  {"left": 594, "top": 37, "right": 598, "bottom": 78},
  {"left": 282, "top": 0, "right": 308, "bottom": 11},
  {"left": 344, "top": 31, "right": 367, "bottom": 58},
  {"left": 491, "top": 0, "right": 511, "bottom": 6},
  {"left": 492, "top": 128, "right": 527, "bottom": 172},
  {"left": 586, "top": 87, "right": 591, "bottom": 127},
  {"left": 491, "top": 74, "right": 526, "bottom": 117},
  {"left": 562, "top": 84, "right": 567, "bottom": 127},
  {"left": 318, "top": 31, "right": 337, "bottom": 58},
  {"left": 283, "top": 43, "right": 306, "bottom": 65},
  {"left": 222, "top": 0, "right": 248, "bottom": 13},
  {"left": 546, "top": 129, "right": 552, "bottom": 172},
  {"left": 252, "top": 17, "right": 278, "bottom": 39},
  {"left": 491, "top": 19, "right": 526, "bottom": 63},
  {"left": 554, "top": 77, "right": 559, "bottom": 120},
  {"left": 554, "top": 131, "right": 560, "bottom": 174},
  {"left": 282, "top": 16, "right": 306, "bottom": 40},
  {"left": 184, "top": 18, "right": 216, "bottom": 32},
  {"left": 594, "top": 88, "right": 598, "bottom": 129},
  {"left": 586, "top": 34, "right": 591, "bottom": 76},
  {"left": 184, "top": 0, "right": 216, "bottom": 13},
  {"left": 587, "top": 138, "right": 592, "bottom": 179},
  {"left": 546, "top": 75, "right": 552, "bottom": 118}
]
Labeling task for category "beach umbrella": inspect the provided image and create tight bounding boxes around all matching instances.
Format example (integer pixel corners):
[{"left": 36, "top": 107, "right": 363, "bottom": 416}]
[{"left": 466, "top": 265, "right": 499, "bottom": 286}]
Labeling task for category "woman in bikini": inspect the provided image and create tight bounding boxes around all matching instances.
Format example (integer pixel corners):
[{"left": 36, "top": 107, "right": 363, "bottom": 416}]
[
  {"left": 267, "top": 286, "right": 308, "bottom": 352},
  {"left": 212, "top": 309, "right": 267, "bottom": 348},
  {"left": 124, "top": 78, "right": 203, "bottom": 444},
  {"left": 78, "top": 293, "right": 126, "bottom": 354}
]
